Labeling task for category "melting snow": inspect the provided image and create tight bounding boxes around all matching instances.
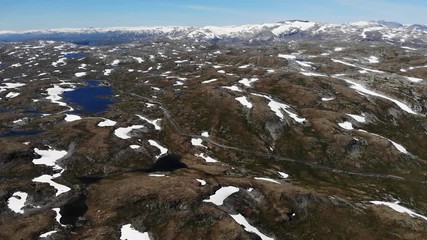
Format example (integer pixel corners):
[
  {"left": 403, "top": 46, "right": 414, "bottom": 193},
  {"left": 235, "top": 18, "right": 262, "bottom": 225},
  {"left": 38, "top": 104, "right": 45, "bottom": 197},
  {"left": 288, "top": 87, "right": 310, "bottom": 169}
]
[
  {"left": 202, "top": 79, "right": 218, "bottom": 84},
  {"left": 195, "top": 153, "right": 218, "bottom": 163},
  {"left": 133, "top": 57, "right": 144, "bottom": 63},
  {"left": 389, "top": 140, "right": 408, "bottom": 154},
  {"left": 98, "top": 118, "right": 117, "bottom": 127},
  {"left": 338, "top": 121, "right": 354, "bottom": 130},
  {"left": 7, "top": 191, "right": 28, "bottom": 214},
  {"left": 191, "top": 138, "right": 207, "bottom": 148},
  {"left": 235, "top": 96, "right": 253, "bottom": 109},
  {"left": 223, "top": 85, "right": 243, "bottom": 92},
  {"left": 358, "top": 129, "right": 410, "bottom": 154},
  {"left": 335, "top": 76, "right": 417, "bottom": 115},
  {"left": 33, "top": 174, "right": 71, "bottom": 197},
  {"left": 104, "top": 69, "right": 113, "bottom": 76},
  {"left": 5, "top": 92, "right": 20, "bottom": 98},
  {"left": 196, "top": 179, "right": 207, "bottom": 186},
  {"left": 321, "top": 97, "right": 335, "bottom": 101},
  {"left": 239, "top": 78, "right": 259, "bottom": 87},
  {"left": 111, "top": 60, "right": 120, "bottom": 66},
  {"left": 0, "top": 82, "right": 25, "bottom": 93},
  {"left": 201, "top": 131, "right": 209, "bottom": 137},
  {"left": 254, "top": 177, "right": 281, "bottom": 184},
  {"left": 367, "top": 56, "right": 379, "bottom": 63},
  {"left": 148, "top": 140, "right": 168, "bottom": 158},
  {"left": 203, "top": 186, "right": 239, "bottom": 206},
  {"left": 64, "top": 114, "right": 81, "bottom": 122},
  {"left": 230, "top": 214, "right": 274, "bottom": 240},
  {"left": 300, "top": 71, "right": 326, "bottom": 77},
  {"left": 278, "top": 54, "right": 296, "bottom": 60},
  {"left": 32, "top": 147, "right": 71, "bottom": 197},
  {"left": 148, "top": 174, "right": 166, "bottom": 177},
  {"left": 33, "top": 148, "right": 67, "bottom": 169},
  {"left": 238, "top": 64, "right": 250, "bottom": 69},
  {"left": 278, "top": 171, "right": 289, "bottom": 179},
  {"left": 39, "top": 230, "right": 57, "bottom": 238},
  {"left": 347, "top": 113, "right": 366, "bottom": 123},
  {"left": 331, "top": 59, "right": 384, "bottom": 73},
  {"left": 74, "top": 72, "right": 86, "bottom": 77},
  {"left": 370, "top": 201, "right": 427, "bottom": 221},
  {"left": 130, "top": 145, "right": 140, "bottom": 149},
  {"left": 45, "top": 84, "right": 74, "bottom": 107},
  {"left": 52, "top": 58, "right": 66, "bottom": 67},
  {"left": 136, "top": 114, "right": 162, "bottom": 130},
  {"left": 120, "top": 224, "right": 150, "bottom": 240},
  {"left": 405, "top": 77, "right": 423, "bottom": 83},
  {"left": 53, "top": 208, "right": 64, "bottom": 226},
  {"left": 252, "top": 93, "right": 305, "bottom": 123},
  {"left": 114, "top": 125, "right": 144, "bottom": 139}
]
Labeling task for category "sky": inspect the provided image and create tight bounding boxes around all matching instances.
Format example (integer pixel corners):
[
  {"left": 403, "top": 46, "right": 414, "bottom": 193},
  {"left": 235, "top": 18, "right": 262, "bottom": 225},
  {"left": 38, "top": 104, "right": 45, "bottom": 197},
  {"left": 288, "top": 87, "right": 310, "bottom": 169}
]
[{"left": 1, "top": 0, "right": 427, "bottom": 31}]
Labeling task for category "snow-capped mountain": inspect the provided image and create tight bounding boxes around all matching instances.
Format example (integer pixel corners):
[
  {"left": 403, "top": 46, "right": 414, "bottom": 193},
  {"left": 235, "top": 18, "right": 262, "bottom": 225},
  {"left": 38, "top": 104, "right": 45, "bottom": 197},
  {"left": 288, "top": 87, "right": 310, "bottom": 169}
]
[{"left": 1, "top": 20, "right": 426, "bottom": 46}]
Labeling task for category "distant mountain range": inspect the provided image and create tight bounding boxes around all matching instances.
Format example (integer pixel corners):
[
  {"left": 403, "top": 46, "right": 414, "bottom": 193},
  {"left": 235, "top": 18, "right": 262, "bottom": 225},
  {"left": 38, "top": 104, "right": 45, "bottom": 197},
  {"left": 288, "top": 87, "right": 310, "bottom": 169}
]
[{"left": 1, "top": 20, "right": 426, "bottom": 46}]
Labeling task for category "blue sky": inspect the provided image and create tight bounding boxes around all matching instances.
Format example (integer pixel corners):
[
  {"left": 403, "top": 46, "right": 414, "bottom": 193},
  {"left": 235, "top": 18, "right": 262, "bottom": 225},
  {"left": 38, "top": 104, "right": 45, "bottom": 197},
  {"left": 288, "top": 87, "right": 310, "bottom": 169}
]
[{"left": 1, "top": 0, "right": 427, "bottom": 31}]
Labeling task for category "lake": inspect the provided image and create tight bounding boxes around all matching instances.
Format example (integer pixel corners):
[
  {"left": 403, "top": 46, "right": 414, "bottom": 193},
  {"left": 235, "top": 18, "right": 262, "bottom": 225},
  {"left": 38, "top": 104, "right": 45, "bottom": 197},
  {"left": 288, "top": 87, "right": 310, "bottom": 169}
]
[{"left": 64, "top": 80, "right": 114, "bottom": 114}]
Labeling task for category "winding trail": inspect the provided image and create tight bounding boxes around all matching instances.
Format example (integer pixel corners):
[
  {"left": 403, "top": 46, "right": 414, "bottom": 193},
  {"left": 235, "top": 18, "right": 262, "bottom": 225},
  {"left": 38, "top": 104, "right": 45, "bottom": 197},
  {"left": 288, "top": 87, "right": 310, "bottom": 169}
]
[{"left": 129, "top": 93, "right": 423, "bottom": 183}]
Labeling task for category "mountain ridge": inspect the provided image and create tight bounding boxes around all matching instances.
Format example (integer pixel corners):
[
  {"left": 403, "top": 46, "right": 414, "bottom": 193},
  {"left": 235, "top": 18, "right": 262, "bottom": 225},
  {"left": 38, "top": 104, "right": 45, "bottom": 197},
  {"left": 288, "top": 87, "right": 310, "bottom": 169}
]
[{"left": 1, "top": 20, "right": 426, "bottom": 46}]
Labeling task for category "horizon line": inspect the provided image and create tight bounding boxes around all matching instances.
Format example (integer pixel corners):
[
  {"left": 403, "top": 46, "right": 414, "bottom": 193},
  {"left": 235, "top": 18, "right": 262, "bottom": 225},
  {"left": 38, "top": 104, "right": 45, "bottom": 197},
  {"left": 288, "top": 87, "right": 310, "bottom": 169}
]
[{"left": 0, "top": 19, "right": 424, "bottom": 33}]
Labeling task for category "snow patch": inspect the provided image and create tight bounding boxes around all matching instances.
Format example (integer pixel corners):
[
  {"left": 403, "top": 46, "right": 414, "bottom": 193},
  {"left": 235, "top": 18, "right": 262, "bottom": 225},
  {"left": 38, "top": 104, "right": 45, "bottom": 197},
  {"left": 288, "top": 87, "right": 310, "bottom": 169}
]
[
  {"left": 254, "top": 177, "right": 281, "bottom": 184},
  {"left": 235, "top": 96, "right": 253, "bottom": 109},
  {"left": 278, "top": 171, "right": 289, "bottom": 179},
  {"left": 252, "top": 93, "right": 305, "bottom": 123},
  {"left": 239, "top": 78, "right": 259, "bottom": 87},
  {"left": 203, "top": 186, "right": 239, "bottom": 206},
  {"left": 114, "top": 125, "right": 144, "bottom": 139},
  {"left": 148, "top": 140, "right": 168, "bottom": 158},
  {"left": 202, "top": 79, "right": 218, "bottom": 84},
  {"left": 136, "top": 114, "right": 162, "bottom": 130},
  {"left": 334, "top": 76, "right": 417, "bottom": 115},
  {"left": 98, "top": 118, "right": 117, "bottom": 127},
  {"left": 347, "top": 113, "right": 366, "bottom": 123},
  {"left": 222, "top": 85, "right": 243, "bottom": 92},
  {"left": 230, "top": 214, "right": 274, "bottom": 240},
  {"left": 64, "top": 114, "right": 81, "bottom": 122},
  {"left": 7, "top": 191, "right": 28, "bottom": 214},
  {"left": 195, "top": 153, "right": 218, "bottom": 163},
  {"left": 196, "top": 179, "right": 207, "bottom": 186},
  {"left": 191, "top": 138, "right": 207, "bottom": 148},
  {"left": 74, "top": 72, "right": 86, "bottom": 77},
  {"left": 338, "top": 121, "right": 354, "bottom": 130},
  {"left": 370, "top": 201, "right": 427, "bottom": 221},
  {"left": 120, "top": 224, "right": 150, "bottom": 240},
  {"left": 389, "top": 140, "right": 408, "bottom": 154},
  {"left": 405, "top": 77, "right": 423, "bottom": 83}
]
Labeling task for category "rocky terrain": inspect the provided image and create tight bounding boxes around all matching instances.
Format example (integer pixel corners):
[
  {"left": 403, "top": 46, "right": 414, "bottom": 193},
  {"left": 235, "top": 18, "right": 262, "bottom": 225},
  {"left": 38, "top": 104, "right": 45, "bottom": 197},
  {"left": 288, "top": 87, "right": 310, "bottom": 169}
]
[{"left": 1, "top": 22, "right": 427, "bottom": 239}]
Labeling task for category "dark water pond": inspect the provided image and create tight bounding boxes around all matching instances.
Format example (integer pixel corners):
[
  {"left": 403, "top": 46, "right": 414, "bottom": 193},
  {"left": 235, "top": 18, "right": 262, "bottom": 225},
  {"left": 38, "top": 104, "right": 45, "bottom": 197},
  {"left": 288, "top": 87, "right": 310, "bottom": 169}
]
[
  {"left": 0, "top": 130, "right": 44, "bottom": 138},
  {"left": 64, "top": 52, "right": 86, "bottom": 59},
  {"left": 147, "top": 154, "right": 187, "bottom": 172},
  {"left": 60, "top": 194, "right": 88, "bottom": 225},
  {"left": 64, "top": 80, "right": 114, "bottom": 114},
  {"left": 22, "top": 109, "right": 45, "bottom": 115}
]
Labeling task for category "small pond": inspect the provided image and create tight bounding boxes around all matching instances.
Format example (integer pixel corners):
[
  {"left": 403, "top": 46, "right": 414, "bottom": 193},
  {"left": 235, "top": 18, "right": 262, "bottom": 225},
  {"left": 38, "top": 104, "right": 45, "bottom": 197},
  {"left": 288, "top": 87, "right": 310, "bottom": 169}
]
[
  {"left": 0, "top": 130, "right": 45, "bottom": 138},
  {"left": 64, "top": 52, "right": 86, "bottom": 59}
]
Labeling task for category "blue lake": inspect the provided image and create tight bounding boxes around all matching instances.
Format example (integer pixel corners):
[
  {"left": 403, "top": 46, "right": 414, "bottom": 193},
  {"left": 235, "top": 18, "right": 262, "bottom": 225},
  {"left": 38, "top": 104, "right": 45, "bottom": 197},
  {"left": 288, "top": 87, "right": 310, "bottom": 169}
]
[
  {"left": 0, "top": 130, "right": 45, "bottom": 138},
  {"left": 64, "top": 52, "right": 86, "bottom": 59},
  {"left": 64, "top": 80, "right": 114, "bottom": 114}
]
